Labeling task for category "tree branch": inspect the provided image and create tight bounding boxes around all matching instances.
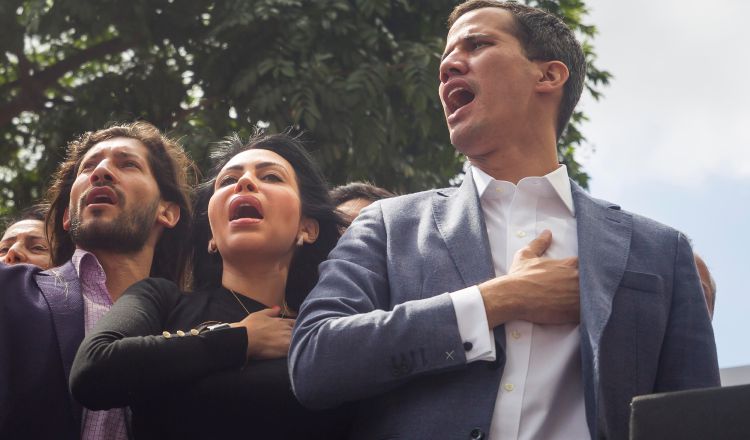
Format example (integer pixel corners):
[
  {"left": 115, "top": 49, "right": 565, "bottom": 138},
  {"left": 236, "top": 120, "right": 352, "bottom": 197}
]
[{"left": 0, "top": 37, "right": 131, "bottom": 127}]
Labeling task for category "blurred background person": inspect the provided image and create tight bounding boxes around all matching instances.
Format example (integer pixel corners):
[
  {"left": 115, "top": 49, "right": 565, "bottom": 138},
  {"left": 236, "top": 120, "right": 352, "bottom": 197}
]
[
  {"left": 0, "top": 204, "right": 51, "bottom": 269},
  {"left": 330, "top": 181, "right": 395, "bottom": 224}
]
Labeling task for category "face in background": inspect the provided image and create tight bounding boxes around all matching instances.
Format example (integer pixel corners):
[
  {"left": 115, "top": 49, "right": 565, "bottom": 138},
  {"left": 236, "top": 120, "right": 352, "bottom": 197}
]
[
  {"left": 208, "top": 149, "right": 315, "bottom": 264},
  {"left": 439, "top": 7, "right": 541, "bottom": 156},
  {"left": 337, "top": 198, "right": 373, "bottom": 224},
  {"left": 64, "top": 137, "right": 165, "bottom": 253},
  {"left": 0, "top": 219, "right": 51, "bottom": 269}
]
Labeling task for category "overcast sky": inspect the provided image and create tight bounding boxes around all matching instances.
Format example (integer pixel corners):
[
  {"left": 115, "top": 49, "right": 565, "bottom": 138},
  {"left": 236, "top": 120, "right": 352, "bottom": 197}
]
[{"left": 577, "top": 0, "right": 749, "bottom": 367}]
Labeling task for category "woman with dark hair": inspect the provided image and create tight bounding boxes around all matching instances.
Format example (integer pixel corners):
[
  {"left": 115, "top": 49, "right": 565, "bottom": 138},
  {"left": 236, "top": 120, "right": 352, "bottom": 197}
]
[{"left": 70, "top": 132, "right": 351, "bottom": 439}]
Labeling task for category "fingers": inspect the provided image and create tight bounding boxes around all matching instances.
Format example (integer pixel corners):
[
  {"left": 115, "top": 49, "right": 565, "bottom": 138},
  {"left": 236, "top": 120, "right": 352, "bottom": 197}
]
[
  {"left": 245, "top": 315, "right": 294, "bottom": 360},
  {"left": 518, "top": 229, "right": 552, "bottom": 259},
  {"left": 258, "top": 306, "right": 282, "bottom": 317}
]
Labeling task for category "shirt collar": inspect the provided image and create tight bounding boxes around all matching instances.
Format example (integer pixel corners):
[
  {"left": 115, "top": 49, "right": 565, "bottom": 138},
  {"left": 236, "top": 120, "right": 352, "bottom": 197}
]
[
  {"left": 471, "top": 164, "right": 575, "bottom": 215},
  {"left": 71, "top": 248, "right": 108, "bottom": 287}
]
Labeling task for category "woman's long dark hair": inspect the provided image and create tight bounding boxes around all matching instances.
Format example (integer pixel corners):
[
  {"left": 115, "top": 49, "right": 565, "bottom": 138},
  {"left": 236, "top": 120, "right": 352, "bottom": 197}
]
[{"left": 192, "top": 131, "right": 345, "bottom": 310}]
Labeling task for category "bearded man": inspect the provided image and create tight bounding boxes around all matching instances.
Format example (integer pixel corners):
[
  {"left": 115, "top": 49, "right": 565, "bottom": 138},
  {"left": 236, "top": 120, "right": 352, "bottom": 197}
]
[{"left": 0, "top": 121, "right": 195, "bottom": 439}]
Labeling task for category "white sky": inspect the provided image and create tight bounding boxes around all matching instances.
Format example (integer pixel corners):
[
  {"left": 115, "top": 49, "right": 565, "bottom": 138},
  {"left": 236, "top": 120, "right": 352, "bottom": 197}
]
[{"left": 578, "top": 0, "right": 750, "bottom": 367}]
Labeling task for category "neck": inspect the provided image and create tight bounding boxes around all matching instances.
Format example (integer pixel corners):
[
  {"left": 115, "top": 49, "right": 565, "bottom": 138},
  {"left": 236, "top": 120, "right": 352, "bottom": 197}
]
[
  {"left": 91, "top": 247, "right": 155, "bottom": 302},
  {"left": 221, "top": 258, "right": 290, "bottom": 309},
  {"left": 468, "top": 137, "right": 559, "bottom": 184}
]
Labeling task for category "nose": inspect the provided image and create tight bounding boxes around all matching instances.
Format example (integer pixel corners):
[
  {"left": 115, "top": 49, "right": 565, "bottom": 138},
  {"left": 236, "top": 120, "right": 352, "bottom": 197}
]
[
  {"left": 439, "top": 53, "right": 468, "bottom": 84},
  {"left": 234, "top": 172, "right": 258, "bottom": 193},
  {"left": 3, "top": 243, "right": 27, "bottom": 265},
  {"left": 89, "top": 160, "right": 116, "bottom": 185}
]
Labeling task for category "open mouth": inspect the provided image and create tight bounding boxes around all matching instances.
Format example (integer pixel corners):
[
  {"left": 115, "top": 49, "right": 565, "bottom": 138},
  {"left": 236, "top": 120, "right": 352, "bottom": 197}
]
[
  {"left": 443, "top": 81, "right": 476, "bottom": 116},
  {"left": 229, "top": 196, "right": 264, "bottom": 221},
  {"left": 447, "top": 88, "right": 475, "bottom": 114},
  {"left": 85, "top": 186, "right": 119, "bottom": 206}
]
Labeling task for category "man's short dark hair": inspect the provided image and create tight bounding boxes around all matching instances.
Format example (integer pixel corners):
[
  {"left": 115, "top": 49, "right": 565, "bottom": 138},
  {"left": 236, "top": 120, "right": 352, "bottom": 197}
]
[
  {"left": 448, "top": 0, "right": 586, "bottom": 139},
  {"left": 330, "top": 182, "right": 395, "bottom": 206},
  {"left": 45, "top": 121, "right": 197, "bottom": 289}
]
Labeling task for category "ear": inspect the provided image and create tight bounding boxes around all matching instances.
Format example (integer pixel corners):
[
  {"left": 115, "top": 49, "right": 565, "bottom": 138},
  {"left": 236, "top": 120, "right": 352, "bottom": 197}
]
[
  {"left": 207, "top": 238, "right": 217, "bottom": 254},
  {"left": 298, "top": 217, "right": 320, "bottom": 245},
  {"left": 535, "top": 60, "right": 569, "bottom": 94},
  {"left": 156, "top": 201, "right": 181, "bottom": 229},
  {"left": 62, "top": 207, "right": 71, "bottom": 231}
]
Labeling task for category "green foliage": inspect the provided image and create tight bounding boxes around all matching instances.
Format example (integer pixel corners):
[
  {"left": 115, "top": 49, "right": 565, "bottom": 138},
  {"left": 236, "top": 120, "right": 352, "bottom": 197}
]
[{"left": 0, "top": 0, "right": 610, "bottom": 216}]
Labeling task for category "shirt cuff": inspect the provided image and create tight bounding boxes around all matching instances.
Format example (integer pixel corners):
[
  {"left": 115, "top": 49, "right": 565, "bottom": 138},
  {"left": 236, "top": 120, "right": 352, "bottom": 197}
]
[{"left": 449, "top": 286, "right": 496, "bottom": 363}]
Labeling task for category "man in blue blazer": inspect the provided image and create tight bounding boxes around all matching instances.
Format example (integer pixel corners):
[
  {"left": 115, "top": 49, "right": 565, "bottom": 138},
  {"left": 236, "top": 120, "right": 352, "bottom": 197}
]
[
  {"left": 0, "top": 122, "right": 193, "bottom": 439},
  {"left": 289, "top": 2, "right": 720, "bottom": 439}
]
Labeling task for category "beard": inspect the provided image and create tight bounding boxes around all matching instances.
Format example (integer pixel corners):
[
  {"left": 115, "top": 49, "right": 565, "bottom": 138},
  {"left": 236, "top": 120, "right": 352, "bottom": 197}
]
[{"left": 69, "top": 193, "right": 160, "bottom": 254}]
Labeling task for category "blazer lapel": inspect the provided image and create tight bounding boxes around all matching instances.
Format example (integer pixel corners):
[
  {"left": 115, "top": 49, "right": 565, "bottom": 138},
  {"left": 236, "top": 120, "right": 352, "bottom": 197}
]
[
  {"left": 432, "top": 176, "right": 506, "bottom": 350},
  {"left": 572, "top": 181, "right": 633, "bottom": 436},
  {"left": 432, "top": 175, "right": 495, "bottom": 290},
  {"left": 35, "top": 261, "right": 85, "bottom": 426}
]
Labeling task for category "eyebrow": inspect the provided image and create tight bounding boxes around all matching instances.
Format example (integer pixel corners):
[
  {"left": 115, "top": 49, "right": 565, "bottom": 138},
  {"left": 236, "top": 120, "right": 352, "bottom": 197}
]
[
  {"left": 222, "top": 161, "right": 288, "bottom": 173},
  {"left": 442, "top": 33, "right": 495, "bottom": 60},
  {"left": 81, "top": 149, "right": 146, "bottom": 165},
  {"left": 0, "top": 234, "right": 46, "bottom": 242},
  {"left": 115, "top": 151, "right": 144, "bottom": 160}
]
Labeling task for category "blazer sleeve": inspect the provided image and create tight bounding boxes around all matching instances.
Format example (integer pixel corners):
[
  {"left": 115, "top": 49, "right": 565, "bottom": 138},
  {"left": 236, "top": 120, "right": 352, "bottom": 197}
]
[
  {"left": 0, "top": 264, "right": 40, "bottom": 431},
  {"left": 289, "top": 202, "right": 469, "bottom": 410},
  {"left": 654, "top": 232, "right": 720, "bottom": 390},
  {"left": 69, "top": 278, "right": 247, "bottom": 410}
]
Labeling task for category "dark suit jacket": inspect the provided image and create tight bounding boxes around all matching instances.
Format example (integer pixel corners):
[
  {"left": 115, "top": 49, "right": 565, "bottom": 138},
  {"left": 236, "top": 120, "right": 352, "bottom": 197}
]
[
  {"left": 289, "top": 176, "right": 720, "bottom": 440},
  {"left": 0, "top": 261, "right": 84, "bottom": 439}
]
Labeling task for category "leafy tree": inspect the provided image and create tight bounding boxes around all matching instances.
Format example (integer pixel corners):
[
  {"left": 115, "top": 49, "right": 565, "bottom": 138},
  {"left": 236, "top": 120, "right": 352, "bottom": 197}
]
[{"left": 0, "top": 0, "right": 610, "bottom": 216}]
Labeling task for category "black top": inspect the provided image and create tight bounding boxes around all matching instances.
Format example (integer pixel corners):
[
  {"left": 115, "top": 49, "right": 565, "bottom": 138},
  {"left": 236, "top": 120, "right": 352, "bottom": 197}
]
[{"left": 70, "top": 278, "right": 352, "bottom": 439}]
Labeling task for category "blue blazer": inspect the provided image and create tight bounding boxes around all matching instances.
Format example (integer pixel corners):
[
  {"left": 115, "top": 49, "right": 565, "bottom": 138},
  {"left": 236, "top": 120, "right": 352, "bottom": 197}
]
[
  {"left": 0, "top": 261, "right": 84, "bottom": 439},
  {"left": 289, "top": 176, "right": 720, "bottom": 440}
]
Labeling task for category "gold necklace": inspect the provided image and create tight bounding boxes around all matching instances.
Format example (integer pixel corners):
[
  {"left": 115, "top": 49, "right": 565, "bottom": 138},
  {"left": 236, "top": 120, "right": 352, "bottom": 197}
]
[
  {"left": 229, "top": 289, "right": 251, "bottom": 316},
  {"left": 228, "top": 289, "right": 291, "bottom": 318}
]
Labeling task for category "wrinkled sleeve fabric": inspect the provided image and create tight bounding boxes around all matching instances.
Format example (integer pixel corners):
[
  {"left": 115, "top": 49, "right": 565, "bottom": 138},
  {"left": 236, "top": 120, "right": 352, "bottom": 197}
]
[
  {"left": 289, "top": 203, "right": 469, "bottom": 410},
  {"left": 654, "top": 232, "right": 720, "bottom": 391},
  {"left": 69, "top": 278, "right": 247, "bottom": 410}
]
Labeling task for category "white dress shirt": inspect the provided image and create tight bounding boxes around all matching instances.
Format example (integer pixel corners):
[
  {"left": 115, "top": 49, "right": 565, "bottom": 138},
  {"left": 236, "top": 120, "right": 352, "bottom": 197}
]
[{"left": 449, "top": 165, "right": 589, "bottom": 440}]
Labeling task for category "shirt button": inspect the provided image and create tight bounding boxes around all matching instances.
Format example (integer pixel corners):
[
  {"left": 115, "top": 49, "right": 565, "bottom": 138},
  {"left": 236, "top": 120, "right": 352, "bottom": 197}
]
[
  {"left": 190, "top": 329, "right": 199, "bottom": 336},
  {"left": 176, "top": 330, "right": 185, "bottom": 337},
  {"left": 516, "top": 230, "right": 527, "bottom": 238},
  {"left": 511, "top": 330, "right": 521, "bottom": 339},
  {"left": 494, "top": 187, "right": 503, "bottom": 193},
  {"left": 162, "top": 331, "right": 172, "bottom": 339},
  {"left": 463, "top": 342, "right": 473, "bottom": 351},
  {"left": 504, "top": 383, "right": 514, "bottom": 392}
]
